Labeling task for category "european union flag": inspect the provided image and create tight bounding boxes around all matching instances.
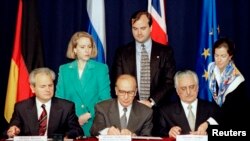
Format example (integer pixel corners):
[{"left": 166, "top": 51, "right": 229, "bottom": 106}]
[{"left": 196, "top": 0, "right": 219, "bottom": 101}]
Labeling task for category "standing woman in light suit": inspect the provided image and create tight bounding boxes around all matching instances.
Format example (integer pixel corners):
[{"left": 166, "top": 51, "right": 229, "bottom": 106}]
[{"left": 55, "top": 31, "right": 111, "bottom": 136}]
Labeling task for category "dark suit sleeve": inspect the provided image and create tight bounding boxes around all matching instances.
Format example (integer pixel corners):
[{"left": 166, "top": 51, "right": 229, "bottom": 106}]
[
  {"left": 9, "top": 104, "right": 22, "bottom": 128},
  {"left": 64, "top": 103, "right": 84, "bottom": 138},
  {"left": 158, "top": 108, "right": 172, "bottom": 137}
]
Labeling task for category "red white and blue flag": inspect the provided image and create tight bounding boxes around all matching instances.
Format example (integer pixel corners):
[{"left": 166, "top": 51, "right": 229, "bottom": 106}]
[
  {"left": 148, "top": 0, "right": 168, "bottom": 45},
  {"left": 87, "top": 0, "right": 106, "bottom": 63}
]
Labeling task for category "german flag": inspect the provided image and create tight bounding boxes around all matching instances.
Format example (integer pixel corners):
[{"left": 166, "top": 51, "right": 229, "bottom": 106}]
[{"left": 4, "top": 0, "right": 44, "bottom": 122}]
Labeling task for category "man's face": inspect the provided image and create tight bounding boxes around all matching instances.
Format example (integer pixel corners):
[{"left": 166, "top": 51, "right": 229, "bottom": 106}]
[
  {"left": 30, "top": 73, "right": 54, "bottom": 103},
  {"left": 115, "top": 78, "right": 137, "bottom": 108},
  {"left": 176, "top": 75, "right": 198, "bottom": 104},
  {"left": 132, "top": 15, "right": 152, "bottom": 43}
]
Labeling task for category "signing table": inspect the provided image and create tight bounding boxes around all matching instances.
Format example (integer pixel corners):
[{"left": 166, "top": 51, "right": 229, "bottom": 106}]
[
  {"left": 75, "top": 137, "right": 175, "bottom": 141},
  {"left": 1, "top": 137, "right": 175, "bottom": 141}
]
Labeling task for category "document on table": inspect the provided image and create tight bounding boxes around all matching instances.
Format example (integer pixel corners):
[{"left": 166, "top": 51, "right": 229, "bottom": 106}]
[
  {"left": 98, "top": 135, "right": 162, "bottom": 141},
  {"left": 176, "top": 135, "right": 208, "bottom": 141},
  {"left": 132, "top": 136, "right": 163, "bottom": 140}
]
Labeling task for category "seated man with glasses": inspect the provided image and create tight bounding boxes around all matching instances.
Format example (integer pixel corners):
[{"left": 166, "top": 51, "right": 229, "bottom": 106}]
[{"left": 91, "top": 74, "right": 153, "bottom": 136}]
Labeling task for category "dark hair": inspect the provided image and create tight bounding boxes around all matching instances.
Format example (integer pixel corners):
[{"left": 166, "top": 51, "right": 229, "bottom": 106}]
[
  {"left": 130, "top": 10, "right": 152, "bottom": 27},
  {"left": 213, "top": 38, "right": 235, "bottom": 57}
]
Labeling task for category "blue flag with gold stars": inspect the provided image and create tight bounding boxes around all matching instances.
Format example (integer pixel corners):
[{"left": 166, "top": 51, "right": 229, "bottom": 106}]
[{"left": 196, "top": 0, "right": 219, "bottom": 101}]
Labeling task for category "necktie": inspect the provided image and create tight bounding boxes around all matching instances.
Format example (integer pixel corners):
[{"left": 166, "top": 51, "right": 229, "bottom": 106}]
[
  {"left": 120, "top": 108, "right": 127, "bottom": 129},
  {"left": 140, "top": 44, "right": 150, "bottom": 100},
  {"left": 39, "top": 104, "right": 47, "bottom": 135},
  {"left": 187, "top": 104, "right": 195, "bottom": 131}
]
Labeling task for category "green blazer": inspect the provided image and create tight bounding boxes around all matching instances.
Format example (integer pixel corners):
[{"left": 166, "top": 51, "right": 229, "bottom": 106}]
[{"left": 55, "top": 59, "right": 111, "bottom": 137}]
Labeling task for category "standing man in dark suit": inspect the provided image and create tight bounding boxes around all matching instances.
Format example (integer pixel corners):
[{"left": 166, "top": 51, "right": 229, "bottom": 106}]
[
  {"left": 112, "top": 10, "right": 176, "bottom": 135},
  {"left": 158, "top": 70, "right": 219, "bottom": 138},
  {"left": 91, "top": 74, "right": 153, "bottom": 136},
  {"left": 112, "top": 10, "right": 175, "bottom": 108},
  {"left": 6, "top": 67, "right": 84, "bottom": 139}
]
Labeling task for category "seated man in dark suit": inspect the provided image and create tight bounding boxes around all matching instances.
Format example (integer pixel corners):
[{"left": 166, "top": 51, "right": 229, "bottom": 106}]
[
  {"left": 7, "top": 67, "right": 84, "bottom": 139},
  {"left": 91, "top": 74, "right": 153, "bottom": 136},
  {"left": 158, "top": 70, "right": 219, "bottom": 138}
]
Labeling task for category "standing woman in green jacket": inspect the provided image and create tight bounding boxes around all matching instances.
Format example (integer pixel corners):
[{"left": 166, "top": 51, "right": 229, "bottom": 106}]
[{"left": 55, "top": 31, "right": 111, "bottom": 136}]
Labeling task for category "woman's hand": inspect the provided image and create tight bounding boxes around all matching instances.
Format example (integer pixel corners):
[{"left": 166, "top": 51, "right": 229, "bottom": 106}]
[{"left": 78, "top": 112, "right": 91, "bottom": 125}]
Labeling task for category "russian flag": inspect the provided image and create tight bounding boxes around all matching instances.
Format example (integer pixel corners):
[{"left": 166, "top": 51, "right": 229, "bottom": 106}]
[
  {"left": 148, "top": 0, "right": 168, "bottom": 45},
  {"left": 87, "top": 0, "right": 106, "bottom": 63}
]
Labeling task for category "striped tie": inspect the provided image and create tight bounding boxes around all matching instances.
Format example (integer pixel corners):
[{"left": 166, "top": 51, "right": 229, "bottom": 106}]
[
  {"left": 39, "top": 104, "right": 47, "bottom": 135},
  {"left": 140, "top": 44, "right": 150, "bottom": 100}
]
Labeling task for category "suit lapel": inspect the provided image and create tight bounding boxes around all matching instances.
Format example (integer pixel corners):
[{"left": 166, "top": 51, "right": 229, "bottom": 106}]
[
  {"left": 71, "top": 60, "right": 93, "bottom": 101},
  {"left": 195, "top": 100, "right": 205, "bottom": 129},
  {"left": 108, "top": 100, "right": 122, "bottom": 128},
  {"left": 127, "top": 102, "right": 139, "bottom": 130},
  {"left": 150, "top": 42, "right": 160, "bottom": 82},
  {"left": 68, "top": 61, "right": 83, "bottom": 98},
  {"left": 26, "top": 98, "right": 39, "bottom": 135},
  {"left": 174, "top": 102, "right": 191, "bottom": 132},
  {"left": 79, "top": 60, "right": 93, "bottom": 91},
  {"left": 47, "top": 98, "right": 63, "bottom": 135}
]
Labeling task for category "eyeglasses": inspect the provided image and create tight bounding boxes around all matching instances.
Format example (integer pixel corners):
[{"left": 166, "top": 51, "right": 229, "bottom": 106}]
[{"left": 117, "top": 89, "right": 135, "bottom": 97}]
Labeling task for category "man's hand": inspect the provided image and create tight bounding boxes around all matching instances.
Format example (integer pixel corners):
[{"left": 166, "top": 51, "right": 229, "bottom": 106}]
[
  {"left": 7, "top": 126, "right": 20, "bottom": 138},
  {"left": 120, "top": 129, "right": 135, "bottom": 136},
  {"left": 107, "top": 126, "right": 121, "bottom": 135},
  {"left": 169, "top": 126, "right": 182, "bottom": 138},
  {"left": 190, "top": 121, "right": 208, "bottom": 135}
]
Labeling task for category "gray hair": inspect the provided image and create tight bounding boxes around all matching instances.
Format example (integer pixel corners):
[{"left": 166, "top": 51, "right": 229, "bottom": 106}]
[
  {"left": 29, "top": 67, "right": 56, "bottom": 86},
  {"left": 174, "top": 70, "right": 199, "bottom": 88}
]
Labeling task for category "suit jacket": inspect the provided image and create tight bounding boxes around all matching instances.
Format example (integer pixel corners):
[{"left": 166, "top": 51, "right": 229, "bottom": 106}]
[
  {"left": 216, "top": 82, "right": 250, "bottom": 128},
  {"left": 55, "top": 59, "right": 111, "bottom": 136},
  {"left": 90, "top": 99, "right": 153, "bottom": 136},
  {"left": 112, "top": 40, "right": 176, "bottom": 106},
  {"left": 9, "top": 97, "right": 84, "bottom": 138},
  {"left": 158, "top": 99, "right": 218, "bottom": 136}
]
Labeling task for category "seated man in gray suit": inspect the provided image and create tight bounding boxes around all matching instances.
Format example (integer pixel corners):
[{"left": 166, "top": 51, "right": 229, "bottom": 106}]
[
  {"left": 7, "top": 67, "right": 84, "bottom": 139},
  {"left": 158, "top": 70, "right": 219, "bottom": 138},
  {"left": 91, "top": 74, "right": 153, "bottom": 136}
]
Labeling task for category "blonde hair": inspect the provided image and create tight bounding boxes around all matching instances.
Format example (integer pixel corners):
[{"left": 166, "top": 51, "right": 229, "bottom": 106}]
[{"left": 66, "top": 31, "right": 97, "bottom": 59}]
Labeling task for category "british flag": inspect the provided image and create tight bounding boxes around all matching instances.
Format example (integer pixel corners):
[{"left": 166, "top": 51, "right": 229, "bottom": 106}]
[{"left": 148, "top": 0, "right": 168, "bottom": 45}]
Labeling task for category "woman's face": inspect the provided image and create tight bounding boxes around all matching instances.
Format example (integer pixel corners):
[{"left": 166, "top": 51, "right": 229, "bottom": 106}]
[
  {"left": 214, "top": 46, "right": 232, "bottom": 72},
  {"left": 74, "top": 37, "right": 93, "bottom": 61}
]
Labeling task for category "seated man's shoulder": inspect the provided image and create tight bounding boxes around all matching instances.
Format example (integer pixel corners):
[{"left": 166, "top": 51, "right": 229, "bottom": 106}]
[
  {"left": 198, "top": 99, "right": 220, "bottom": 112},
  {"left": 135, "top": 101, "right": 153, "bottom": 112},
  {"left": 15, "top": 96, "right": 36, "bottom": 107},
  {"left": 96, "top": 99, "right": 115, "bottom": 108}
]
